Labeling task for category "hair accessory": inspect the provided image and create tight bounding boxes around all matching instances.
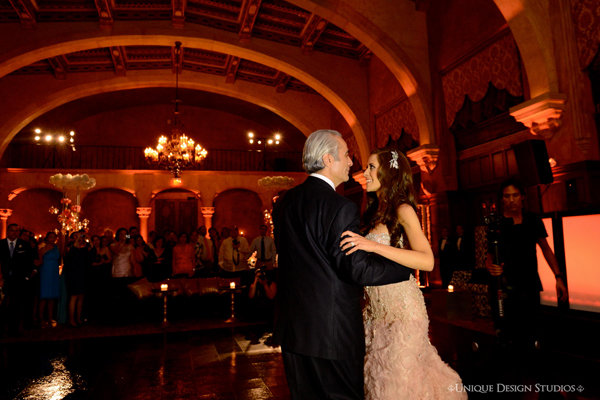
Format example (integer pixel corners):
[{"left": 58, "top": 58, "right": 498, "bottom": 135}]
[{"left": 389, "top": 150, "right": 399, "bottom": 169}]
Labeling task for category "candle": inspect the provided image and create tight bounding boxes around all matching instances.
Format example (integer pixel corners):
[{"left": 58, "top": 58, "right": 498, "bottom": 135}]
[
  {"left": 230, "top": 282, "right": 236, "bottom": 289},
  {"left": 447, "top": 284, "right": 454, "bottom": 293},
  {"left": 161, "top": 283, "right": 168, "bottom": 292}
]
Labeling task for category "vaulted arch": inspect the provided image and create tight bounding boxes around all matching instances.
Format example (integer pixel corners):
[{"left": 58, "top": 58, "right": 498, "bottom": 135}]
[
  {"left": 0, "top": 70, "right": 336, "bottom": 157},
  {"left": 287, "top": 0, "right": 435, "bottom": 146},
  {"left": 0, "top": 23, "right": 372, "bottom": 162},
  {"left": 493, "top": 0, "right": 558, "bottom": 97}
]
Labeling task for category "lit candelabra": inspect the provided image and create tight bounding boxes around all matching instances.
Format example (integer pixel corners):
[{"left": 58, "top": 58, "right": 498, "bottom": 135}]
[
  {"left": 49, "top": 198, "right": 89, "bottom": 235},
  {"left": 48, "top": 173, "right": 95, "bottom": 235}
]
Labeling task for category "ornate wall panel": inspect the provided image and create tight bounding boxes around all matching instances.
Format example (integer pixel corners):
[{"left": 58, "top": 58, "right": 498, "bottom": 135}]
[
  {"left": 571, "top": 0, "right": 600, "bottom": 69},
  {"left": 374, "top": 98, "right": 419, "bottom": 149},
  {"left": 345, "top": 134, "right": 359, "bottom": 162},
  {"left": 442, "top": 31, "right": 523, "bottom": 126}
]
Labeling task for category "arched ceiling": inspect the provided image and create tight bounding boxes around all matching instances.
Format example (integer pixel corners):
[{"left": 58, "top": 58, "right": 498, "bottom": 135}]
[
  {"left": 0, "top": 0, "right": 377, "bottom": 158},
  {"left": 0, "top": 2, "right": 392, "bottom": 164},
  {"left": 15, "top": 88, "right": 308, "bottom": 152}
]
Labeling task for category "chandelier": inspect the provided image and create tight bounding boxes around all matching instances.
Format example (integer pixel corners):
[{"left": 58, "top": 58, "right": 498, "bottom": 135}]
[{"left": 144, "top": 41, "right": 207, "bottom": 178}]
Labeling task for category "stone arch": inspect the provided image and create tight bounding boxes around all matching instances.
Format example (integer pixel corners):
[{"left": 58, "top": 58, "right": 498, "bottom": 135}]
[
  {"left": 213, "top": 189, "right": 263, "bottom": 241},
  {"left": 151, "top": 186, "right": 201, "bottom": 202},
  {"left": 0, "top": 70, "right": 334, "bottom": 158},
  {"left": 492, "top": 0, "right": 558, "bottom": 97},
  {"left": 9, "top": 187, "right": 63, "bottom": 236},
  {"left": 151, "top": 188, "right": 200, "bottom": 235},
  {"left": 82, "top": 188, "right": 138, "bottom": 236},
  {"left": 0, "top": 29, "right": 371, "bottom": 162},
  {"left": 286, "top": 0, "right": 435, "bottom": 146}
]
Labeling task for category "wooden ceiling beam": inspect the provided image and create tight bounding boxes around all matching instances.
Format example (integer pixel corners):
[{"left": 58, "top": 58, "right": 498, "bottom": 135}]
[
  {"left": 238, "top": 0, "right": 261, "bottom": 40},
  {"left": 300, "top": 14, "right": 327, "bottom": 53},
  {"left": 7, "top": 0, "right": 36, "bottom": 28},
  {"left": 357, "top": 44, "right": 372, "bottom": 65},
  {"left": 94, "top": 0, "right": 113, "bottom": 27},
  {"left": 225, "top": 56, "right": 240, "bottom": 83},
  {"left": 47, "top": 56, "right": 66, "bottom": 80},
  {"left": 110, "top": 47, "right": 127, "bottom": 76},
  {"left": 172, "top": 0, "right": 187, "bottom": 28},
  {"left": 275, "top": 71, "right": 291, "bottom": 93},
  {"left": 172, "top": 43, "right": 183, "bottom": 74}
]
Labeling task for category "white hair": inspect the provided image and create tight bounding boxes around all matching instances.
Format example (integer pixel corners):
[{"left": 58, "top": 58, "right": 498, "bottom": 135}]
[{"left": 302, "top": 129, "right": 342, "bottom": 173}]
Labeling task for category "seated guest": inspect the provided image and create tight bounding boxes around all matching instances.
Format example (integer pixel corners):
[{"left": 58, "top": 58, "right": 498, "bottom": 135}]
[
  {"left": 145, "top": 236, "right": 172, "bottom": 282},
  {"left": 172, "top": 233, "right": 195, "bottom": 277},
  {"left": 218, "top": 227, "right": 249, "bottom": 273}
]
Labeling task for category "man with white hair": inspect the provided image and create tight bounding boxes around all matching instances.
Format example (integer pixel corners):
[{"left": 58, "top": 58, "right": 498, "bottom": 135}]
[{"left": 273, "top": 129, "right": 412, "bottom": 399}]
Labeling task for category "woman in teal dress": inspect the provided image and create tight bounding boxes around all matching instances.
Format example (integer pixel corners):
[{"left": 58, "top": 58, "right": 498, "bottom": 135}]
[{"left": 37, "top": 231, "right": 60, "bottom": 327}]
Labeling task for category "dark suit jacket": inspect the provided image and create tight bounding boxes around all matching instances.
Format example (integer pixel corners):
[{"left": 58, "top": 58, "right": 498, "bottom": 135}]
[
  {"left": 272, "top": 176, "right": 412, "bottom": 360},
  {"left": 0, "top": 238, "right": 35, "bottom": 291}
]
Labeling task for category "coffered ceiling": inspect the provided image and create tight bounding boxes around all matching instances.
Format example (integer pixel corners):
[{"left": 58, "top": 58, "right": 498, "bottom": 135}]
[{"left": 3, "top": 0, "right": 371, "bottom": 93}]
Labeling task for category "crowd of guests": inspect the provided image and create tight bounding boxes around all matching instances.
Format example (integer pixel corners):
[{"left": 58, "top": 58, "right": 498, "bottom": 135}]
[{"left": 0, "top": 222, "right": 278, "bottom": 335}]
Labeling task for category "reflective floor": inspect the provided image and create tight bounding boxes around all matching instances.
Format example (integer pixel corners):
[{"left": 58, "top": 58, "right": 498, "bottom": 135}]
[
  {"left": 1, "top": 327, "right": 287, "bottom": 400},
  {"left": 1, "top": 289, "right": 599, "bottom": 400}
]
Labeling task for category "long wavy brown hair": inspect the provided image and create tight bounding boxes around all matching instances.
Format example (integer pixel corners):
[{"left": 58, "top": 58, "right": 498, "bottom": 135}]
[{"left": 361, "top": 148, "right": 417, "bottom": 248}]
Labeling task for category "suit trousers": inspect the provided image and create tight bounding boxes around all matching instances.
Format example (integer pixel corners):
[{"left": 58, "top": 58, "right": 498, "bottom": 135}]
[{"left": 282, "top": 350, "right": 364, "bottom": 400}]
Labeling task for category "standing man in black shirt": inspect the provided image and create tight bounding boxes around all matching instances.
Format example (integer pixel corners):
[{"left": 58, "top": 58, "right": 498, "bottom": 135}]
[{"left": 486, "top": 178, "right": 568, "bottom": 350}]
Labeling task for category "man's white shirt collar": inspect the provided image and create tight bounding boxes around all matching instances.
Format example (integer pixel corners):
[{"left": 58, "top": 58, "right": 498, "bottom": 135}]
[{"left": 310, "top": 173, "right": 335, "bottom": 191}]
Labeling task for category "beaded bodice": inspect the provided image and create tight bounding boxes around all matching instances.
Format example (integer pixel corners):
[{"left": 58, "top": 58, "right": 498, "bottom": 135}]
[{"left": 363, "top": 232, "right": 427, "bottom": 324}]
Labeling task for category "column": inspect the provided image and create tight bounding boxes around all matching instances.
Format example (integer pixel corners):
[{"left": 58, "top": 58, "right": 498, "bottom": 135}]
[
  {"left": 136, "top": 207, "right": 152, "bottom": 242},
  {"left": 0, "top": 209, "right": 12, "bottom": 239},
  {"left": 200, "top": 207, "right": 215, "bottom": 236}
]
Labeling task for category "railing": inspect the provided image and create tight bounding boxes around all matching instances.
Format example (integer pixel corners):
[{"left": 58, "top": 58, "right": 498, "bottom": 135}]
[{"left": 2, "top": 143, "right": 303, "bottom": 172}]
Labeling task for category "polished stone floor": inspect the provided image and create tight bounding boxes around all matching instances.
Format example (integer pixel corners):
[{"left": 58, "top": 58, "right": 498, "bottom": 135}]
[
  {"left": 1, "top": 289, "right": 599, "bottom": 400},
  {"left": 1, "top": 326, "right": 287, "bottom": 400}
]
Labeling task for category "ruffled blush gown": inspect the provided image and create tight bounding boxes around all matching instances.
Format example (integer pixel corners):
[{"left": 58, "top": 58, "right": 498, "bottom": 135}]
[{"left": 363, "top": 232, "right": 466, "bottom": 400}]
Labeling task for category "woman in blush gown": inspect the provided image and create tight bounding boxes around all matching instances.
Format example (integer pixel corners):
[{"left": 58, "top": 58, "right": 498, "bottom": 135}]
[{"left": 341, "top": 148, "right": 466, "bottom": 400}]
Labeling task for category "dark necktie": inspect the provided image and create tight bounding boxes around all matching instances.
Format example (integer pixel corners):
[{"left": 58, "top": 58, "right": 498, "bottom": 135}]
[
  {"left": 9, "top": 241, "right": 14, "bottom": 257},
  {"left": 260, "top": 237, "right": 266, "bottom": 261}
]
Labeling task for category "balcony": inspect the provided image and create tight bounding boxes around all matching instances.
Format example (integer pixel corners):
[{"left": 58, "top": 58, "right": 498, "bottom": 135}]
[{"left": 1, "top": 143, "right": 303, "bottom": 172}]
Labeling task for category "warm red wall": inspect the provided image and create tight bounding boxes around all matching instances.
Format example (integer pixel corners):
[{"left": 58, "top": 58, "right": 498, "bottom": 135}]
[
  {"left": 9, "top": 188, "right": 63, "bottom": 236},
  {"left": 66, "top": 105, "right": 306, "bottom": 153},
  {"left": 81, "top": 189, "right": 138, "bottom": 236},
  {"left": 431, "top": 0, "right": 507, "bottom": 71},
  {"left": 368, "top": 56, "right": 405, "bottom": 114},
  {"left": 213, "top": 189, "right": 263, "bottom": 241}
]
